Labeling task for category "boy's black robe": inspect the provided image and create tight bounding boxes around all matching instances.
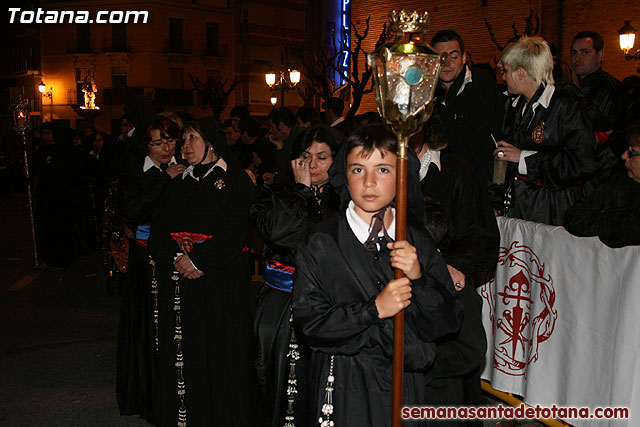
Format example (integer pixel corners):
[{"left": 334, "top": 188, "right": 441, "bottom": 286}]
[{"left": 293, "top": 213, "right": 463, "bottom": 427}]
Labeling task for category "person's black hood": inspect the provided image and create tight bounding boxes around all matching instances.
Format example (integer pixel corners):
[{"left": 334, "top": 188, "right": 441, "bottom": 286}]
[
  {"left": 328, "top": 130, "right": 426, "bottom": 227},
  {"left": 195, "top": 116, "right": 227, "bottom": 159}
]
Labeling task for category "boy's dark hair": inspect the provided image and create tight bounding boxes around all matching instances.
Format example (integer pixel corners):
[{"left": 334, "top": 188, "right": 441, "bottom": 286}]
[
  {"left": 238, "top": 117, "right": 262, "bottom": 138},
  {"left": 345, "top": 123, "right": 397, "bottom": 159},
  {"left": 296, "top": 106, "right": 320, "bottom": 126},
  {"left": 292, "top": 124, "right": 345, "bottom": 159},
  {"left": 269, "top": 107, "right": 295, "bottom": 129},
  {"left": 230, "top": 105, "right": 250, "bottom": 120},
  {"left": 573, "top": 31, "right": 604, "bottom": 52},
  {"left": 322, "top": 97, "right": 344, "bottom": 117},
  {"left": 430, "top": 29, "right": 465, "bottom": 54}
]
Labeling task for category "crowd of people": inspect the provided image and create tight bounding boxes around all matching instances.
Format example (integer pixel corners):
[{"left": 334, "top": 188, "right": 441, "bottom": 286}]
[{"left": 11, "top": 28, "right": 640, "bottom": 426}]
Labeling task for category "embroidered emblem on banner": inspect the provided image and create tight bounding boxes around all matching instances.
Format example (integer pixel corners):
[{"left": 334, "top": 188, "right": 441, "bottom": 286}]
[
  {"left": 480, "top": 241, "right": 557, "bottom": 377},
  {"left": 213, "top": 179, "right": 225, "bottom": 189},
  {"left": 532, "top": 121, "right": 545, "bottom": 143}
]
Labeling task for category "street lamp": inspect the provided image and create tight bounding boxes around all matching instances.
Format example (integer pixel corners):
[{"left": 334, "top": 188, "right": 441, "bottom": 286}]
[
  {"left": 264, "top": 51, "right": 301, "bottom": 106},
  {"left": 270, "top": 96, "right": 278, "bottom": 107},
  {"left": 618, "top": 21, "right": 639, "bottom": 60},
  {"left": 38, "top": 80, "right": 53, "bottom": 121}
]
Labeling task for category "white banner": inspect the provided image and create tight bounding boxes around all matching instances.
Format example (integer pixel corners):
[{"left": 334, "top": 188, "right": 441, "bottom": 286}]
[{"left": 480, "top": 217, "right": 640, "bottom": 425}]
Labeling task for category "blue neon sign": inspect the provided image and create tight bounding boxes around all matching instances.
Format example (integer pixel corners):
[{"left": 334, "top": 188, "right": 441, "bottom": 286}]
[{"left": 340, "top": 0, "right": 350, "bottom": 85}]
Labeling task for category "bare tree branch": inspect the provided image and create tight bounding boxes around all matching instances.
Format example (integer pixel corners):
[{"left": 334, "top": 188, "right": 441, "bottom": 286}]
[
  {"left": 189, "top": 73, "right": 239, "bottom": 123},
  {"left": 485, "top": 18, "right": 504, "bottom": 52}
]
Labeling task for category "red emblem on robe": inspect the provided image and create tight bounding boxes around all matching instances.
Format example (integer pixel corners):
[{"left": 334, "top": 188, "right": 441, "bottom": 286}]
[{"left": 532, "top": 121, "right": 545, "bottom": 143}]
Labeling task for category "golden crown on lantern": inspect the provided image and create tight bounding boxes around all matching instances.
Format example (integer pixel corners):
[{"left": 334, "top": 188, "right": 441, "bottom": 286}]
[{"left": 389, "top": 10, "right": 430, "bottom": 34}]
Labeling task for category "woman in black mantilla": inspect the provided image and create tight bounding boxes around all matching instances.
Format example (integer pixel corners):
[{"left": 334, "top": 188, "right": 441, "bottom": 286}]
[
  {"left": 148, "top": 118, "right": 255, "bottom": 427},
  {"left": 116, "top": 117, "right": 186, "bottom": 421},
  {"left": 251, "top": 125, "right": 343, "bottom": 427}
]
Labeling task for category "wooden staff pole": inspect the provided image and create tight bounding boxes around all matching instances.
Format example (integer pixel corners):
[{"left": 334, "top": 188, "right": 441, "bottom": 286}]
[{"left": 392, "top": 136, "right": 409, "bottom": 427}]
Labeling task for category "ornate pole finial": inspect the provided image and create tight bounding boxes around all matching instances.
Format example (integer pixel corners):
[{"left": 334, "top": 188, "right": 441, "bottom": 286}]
[{"left": 389, "top": 10, "right": 430, "bottom": 34}]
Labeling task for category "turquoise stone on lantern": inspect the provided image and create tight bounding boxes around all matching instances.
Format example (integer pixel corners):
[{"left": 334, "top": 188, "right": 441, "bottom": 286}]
[{"left": 404, "top": 66, "right": 423, "bottom": 85}]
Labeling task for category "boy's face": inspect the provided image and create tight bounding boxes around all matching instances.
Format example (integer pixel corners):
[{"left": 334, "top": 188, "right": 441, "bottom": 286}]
[{"left": 347, "top": 147, "right": 396, "bottom": 222}]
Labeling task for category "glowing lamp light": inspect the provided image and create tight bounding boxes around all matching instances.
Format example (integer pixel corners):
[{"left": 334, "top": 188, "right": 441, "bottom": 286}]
[
  {"left": 265, "top": 72, "right": 276, "bottom": 87},
  {"left": 618, "top": 21, "right": 637, "bottom": 54},
  {"left": 38, "top": 81, "right": 46, "bottom": 93},
  {"left": 270, "top": 96, "right": 278, "bottom": 106},
  {"left": 289, "top": 69, "right": 301, "bottom": 85}
]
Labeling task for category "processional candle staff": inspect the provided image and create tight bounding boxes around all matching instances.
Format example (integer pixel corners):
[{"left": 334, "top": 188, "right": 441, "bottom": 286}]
[
  {"left": 13, "top": 95, "right": 39, "bottom": 268},
  {"left": 367, "top": 10, "right": 446, "bottom": 426}
]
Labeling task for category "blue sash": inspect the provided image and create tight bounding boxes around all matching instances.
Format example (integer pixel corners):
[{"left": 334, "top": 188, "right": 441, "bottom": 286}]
[
  {"left": 263, "top": 261, "right": 295, "bottom": 293},
  {"left": 136, "top": 224, "right": 151, "bottom": 241}
]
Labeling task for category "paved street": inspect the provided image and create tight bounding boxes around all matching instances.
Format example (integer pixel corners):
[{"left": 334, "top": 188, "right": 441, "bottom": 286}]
[{"left": 0, "top": 191, "right": 146, "bottom": 426}]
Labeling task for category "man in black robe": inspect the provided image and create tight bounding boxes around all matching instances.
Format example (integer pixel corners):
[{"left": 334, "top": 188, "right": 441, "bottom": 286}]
[
  {"left": 570, "top": 31, "right": 629, "bottom": 192},
  {"left": 430, "top": 30, "right": 504, "bottom": 185}
]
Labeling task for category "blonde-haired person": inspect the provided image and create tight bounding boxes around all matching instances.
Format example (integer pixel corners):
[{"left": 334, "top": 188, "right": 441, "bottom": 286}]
[{"left": 490, "top": 36, "right": 597, "bottom": 225}]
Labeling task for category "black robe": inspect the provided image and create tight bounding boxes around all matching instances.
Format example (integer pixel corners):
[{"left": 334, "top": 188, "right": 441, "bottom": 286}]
[
  {"left": 148, "top": 159, "right": 255, "bottom": 427},
  {"left": 564, "top": 170, "right": 640, "bottom": 248},
  {"left": 421, "top": 153, "right": 499, "bottom": 278},
  {"left": 251, "top": 182, "right": 339, "bottom": 427},
  {"left": 434, "top": 65, "right": 504, "bottom": 184},
  {"left": 420, "top": 153, "right": 496, "bottom": 425},
  {"left": 578, "top": 68, "right": 629, "bottom": 157},
  {"left": 293, "top": 213, "right": 463, "bottom": 427},
  {"left": 116, "top": 155, "right": 173, "bottom": 420},
  {"left": 489, "top": 84, "right": 597, "bottom": 226}
]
